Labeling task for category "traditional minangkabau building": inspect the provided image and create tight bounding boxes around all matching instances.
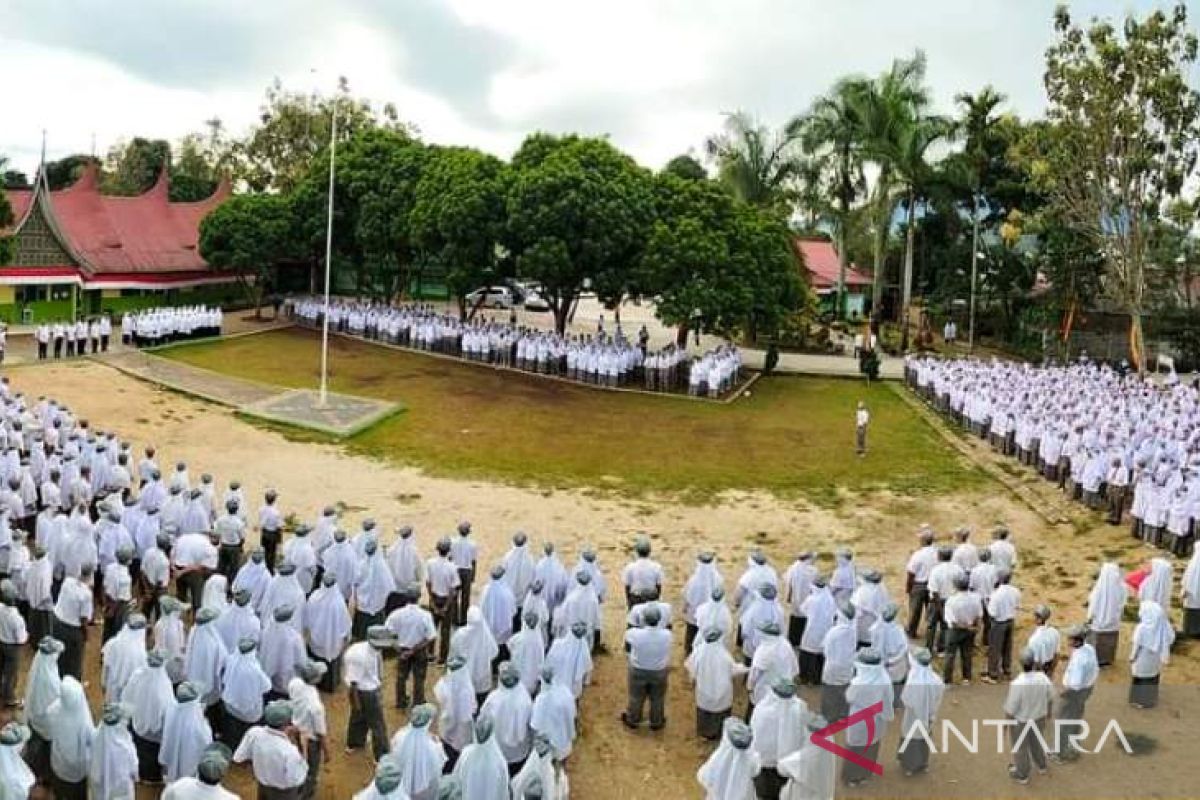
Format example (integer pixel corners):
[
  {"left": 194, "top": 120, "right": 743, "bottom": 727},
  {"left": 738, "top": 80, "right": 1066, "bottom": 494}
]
[{"left": 0, "top": 162, "right": 238, "bottom": 323}]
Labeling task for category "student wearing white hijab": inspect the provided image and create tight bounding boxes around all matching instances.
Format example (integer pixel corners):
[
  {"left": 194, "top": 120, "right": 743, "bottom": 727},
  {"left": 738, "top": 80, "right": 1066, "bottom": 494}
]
[
  {"left": 354, "top": 540, "right": 397, "bottom": 639},
  {"left": 545, "top": 621, "right": 593, "bottom": 698},
  {"left": 746, "top": 621, "right": 799, "bottom": 712},
  {"left": 385, "top": 526, "right": 423, "bottom": 603},
  {"left": 221, "top": 637, "right": 272, "bottom": 748},
  {"left": 233, "top": 548, "right": 272, "bottom": 613},
  {"left": 820, "top": 603, "right": 857, "bottom": 722},
  {"left": 354, "top": 761, "right": 409, "bottom": 800},
  {"left": 749, "top": 679, "right": 809, "bottom": 798},
  {"left": 217, "top": 587, "right": 262, "bottom": 654},
  {"left": 1087, "top": 562, "right": 1128, "bottom": 665},
  {"left": 830, "top": 549, "right": 856, "bottom": 604},
  {"left": 686, "top": 627, "right": 749, "bottom": 740},
  {"left": 305, "top": 572, "right": 352, "bottom": 690},
  {"left": 479, "top": 663, "right": 534, "bottom": 768},
  {"left": 160, "top": 681, "right": 214, "bottom": 782},
  {"left": 552, "top": 570, "right": 601, "bottom": 647},
  {"left": 434, "top": 655, "right": 477, "bottom": 768},
  {"left": 121, "top": 649, "right": 175, "bottom": 784},
  {"left": 778, "top": 715, "right": 836, "bottom": 800},
  {"left": 24, "top": 636, "right": 64, "bottom": 776},
  {"left": 531, "top": 665, "right": 578, "bottom": 761},
  {"left": 1139, "top": 557, "right": 1173, "bottom": 611},
  {"left": 842, "top": 648, "right": 894, "bottom": 788},
  {"left": 261, "top": 605, "right": 308, "bottom": 697},
  {"left": 261, "top": 562, "right": 307, "bottom": 635},
  {"left": 1181, "top": 548, "right": 1200, "bottom": 639},
  {"left": 738, "top": 584, "right": 786, "bottom": 661},
  {"left": 1130, "top": 600, "right": 1175, "bottom": 709},
  {"left": 697, "top": 718, "right": 760, "bottom": 800},
  {"left": 48, "top": 676, "right": 94, "bottom": 800},
  {"left": 288, "top": 660, "right": 330, "bottom": 800},
  {"left": 282, "top": 525, "right": 319, "bottom": 594},
  {"left": 324, "top": 529, "right": 361, "bottom": 603},
  {"left": 185, "top": 606, "right": 229, "bottom": 716},
  {"left": 871, "top": 602, "right": 909, "bottom": 703},
  {"left": 508, "top": 610, "right": 547, "bottom": 694},
  {"left": 696, "top": 586, "right": 734, "bottom": 648},
  {"left": 450, "top": 606, "right": 500, "bottom": 703},
  {"left": 101, "top": 612, "right": 148, "bottom": 703},
  {"left": 897, "top": 648, "right": 944, "bottom": 776},
  {"left": 683, "top": 552, "right": 724, "bottom": 654},
  {"left": 201, "top": 573, "right": 230, "bottom": 614},
  {"left": 386, "top": 704, "right": 446, "bottom": 800},
  {"left": 154, "top": 595, "right": 188, "bottom": 681},
  {"left": 479, "top": 565, "right": 518, "bottom": 655},
  {"left": 512, "top": 736, "right": 568, "bottom": 800},
  {"left": 849, "top": 570, "right": 889, "bottom": 646},
  {"left": 0, "top": 722, "right": 35, "bottom": 800},
  {"left": 89, "top": 703, "right": 138, "bottom": 800},
  {"left": 451, "top": 717, "right": 509, "bottom": 800},
  {"left": 502, "top": 532, "right": 537, "bottom": 603},
  {"left": 734, "top": 550, "right": 778, "bottom": 610}
]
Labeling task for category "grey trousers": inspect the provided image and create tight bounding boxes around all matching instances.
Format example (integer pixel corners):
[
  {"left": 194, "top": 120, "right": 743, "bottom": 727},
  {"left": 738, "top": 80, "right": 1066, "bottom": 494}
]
[
  {"left": 0, "top": 641, "right": 19, "bottom": 704},
  {"left": 53, "top": 618, "right": 84, "bottom": 680},
  {"left": 258, "top": 786, "right": 301, "bottom": 800},
  {"left": 988, "top": 620, "right": 1014, "bottom": 678},
  {"left": 626, "top": 667, "right": 668, "bottom": 728},
  {"left": 1010, "top": 717, "right": 1047, "bottom": 779},
  {"left": 300, "top": 735, "right": 322, "bottom": 800},
  {"left": 1056, "top": 688, "right": 1091, "bottom": 760},
  {"left": 346, "top": 688, "right": 389, "bottom": 760}
]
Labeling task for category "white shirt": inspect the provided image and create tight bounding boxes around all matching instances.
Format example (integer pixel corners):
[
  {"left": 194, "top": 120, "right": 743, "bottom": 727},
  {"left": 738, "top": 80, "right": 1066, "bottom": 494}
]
[
  {"left": 906, "top": 546, "right": 937, "bottom": 583},
  {"left": 943, "top": 592, "right": 983, "bottom": 627},
  {"left": 987, "top": 584, "right": 1020, "bottom": 622},
  {"left": 426, "top": 557, "right": 461, "bottom": 598},
  {"left": 385, "top": 605, "right": 437, "bottom": 649},
  {"left": 160, "top": 778, "right": 239, "bottom": 800},
  {"left": 624, "top": 626, "right": 672, "bottom": 671},
  {"left": 1003, "top": 671, "right": 1055, "bottom": 721},
  {"left": 622, "top": 558, "right": 664, "bottom": 595},
  {"left": 343, "top": 642, "right": 383, "bottom": 692},
  {"left": 232, "top": 727, "right": 308, "bottom": 789},
  {"left": 53, "top": 577, "right": 93, "bottom": 626}
]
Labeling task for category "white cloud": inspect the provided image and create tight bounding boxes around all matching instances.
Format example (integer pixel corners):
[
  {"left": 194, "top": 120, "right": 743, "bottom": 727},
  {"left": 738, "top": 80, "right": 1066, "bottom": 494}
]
[{"left": 0, "top": 0, "right": 1180, "bottom": 177}]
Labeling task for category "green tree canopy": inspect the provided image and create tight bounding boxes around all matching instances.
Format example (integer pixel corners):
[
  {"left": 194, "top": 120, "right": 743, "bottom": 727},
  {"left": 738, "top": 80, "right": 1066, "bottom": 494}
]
[
  {"left": 661, "top": 154, "right": 709, "bottom": 181},
  {"left": 410, "top": 145, "right": 510, "bottom": 316},
  {"left": 199, "top": 193, "right": 295, "bottom": 316},
  {"left": 506, "top": 134, "right": 654, "bottom": 333}
]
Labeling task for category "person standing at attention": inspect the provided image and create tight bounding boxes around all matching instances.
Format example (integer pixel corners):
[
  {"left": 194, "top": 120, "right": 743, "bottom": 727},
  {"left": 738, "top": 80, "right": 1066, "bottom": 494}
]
[{"left": 856, "top": 401, "right": 870, "bottom": 457}]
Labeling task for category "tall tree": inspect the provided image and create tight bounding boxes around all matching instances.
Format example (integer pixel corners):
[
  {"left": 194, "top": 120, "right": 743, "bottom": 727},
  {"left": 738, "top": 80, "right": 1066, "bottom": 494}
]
[
  {"left": 1039, "top": 2, "right": 1200, "bottom": 370},
  {"left": 410, "top": 146, "right": 510, "bottom": 317},
  {"left": 798, "top": 77, "right": 867, "bottom": 318},
  {"left": 198, "top": 194, "right": 295, "bottom": 316},
  {"left": 506, "top": 134, "right": 653, "bottom": 334},
  {"left": 102, "top": 137, "right": 171, "bottom": 195},
  {"left": 232, "top": 77, "right": 409, "bottom": 194},
  {"left": 661, "top": 154, "right": 709, "bottom": 181},
  {"left": 704, "top": 111, "right": 804, "bottom": 217},
  {"left": 42, "top": 154, "right": 99, "bottom": 190},
  {"left": 0, "top": 156, "right": 12, "bottom": 266}
]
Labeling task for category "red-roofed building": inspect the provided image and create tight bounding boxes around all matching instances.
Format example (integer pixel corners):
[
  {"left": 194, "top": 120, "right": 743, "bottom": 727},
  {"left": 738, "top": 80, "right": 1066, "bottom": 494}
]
[
  {"left": 793, "top": 236, "right": 873, "bottom": 316},
  {"left": 0, "top": 163, "right": 238, "bottom": 323}
]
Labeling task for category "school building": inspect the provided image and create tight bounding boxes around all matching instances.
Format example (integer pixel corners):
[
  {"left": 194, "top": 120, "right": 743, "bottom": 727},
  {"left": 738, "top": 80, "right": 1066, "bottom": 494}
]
[{"left": 0, "top": 162, "right": 241, "bottom": 324}]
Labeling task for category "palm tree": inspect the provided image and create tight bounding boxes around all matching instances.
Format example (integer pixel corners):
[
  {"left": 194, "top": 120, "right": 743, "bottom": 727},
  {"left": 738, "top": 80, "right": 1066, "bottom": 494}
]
[
  {"left": 704, "top": 111, "right": 804, "bottom": 217},
  {"left": 954, "top": 86, "right": 1007, "bottom": 350},
  {"left": 795, "top": 79, "right": 867, "bottom": 318},
  {"left": 854, "top": 52, "right": 932, "bottom": 316}
]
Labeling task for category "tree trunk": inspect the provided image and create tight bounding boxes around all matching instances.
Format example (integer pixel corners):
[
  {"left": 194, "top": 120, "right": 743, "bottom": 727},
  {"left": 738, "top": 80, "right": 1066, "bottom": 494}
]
[
  {"left": 870, "top": 166, "right": 891, "bottom": 316},
  {"left": 676, "top": 322, "right": 690, "bottom": 348},
  {"left": 900, "top": 189, "right": 916, "bottom": 351},
  {"left": 968, "top": 193, "right": 980, "bottom": 351},
  {"left": 1130, "top": 311, "right": 1146, "bottom": 374}
]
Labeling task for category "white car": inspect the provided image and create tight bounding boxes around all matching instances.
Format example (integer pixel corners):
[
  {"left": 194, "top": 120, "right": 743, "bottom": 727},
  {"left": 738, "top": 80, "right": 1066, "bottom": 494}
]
[
  {"left": 466, "top": 286, "right": 514, "bottom": 309},
  {"left": 524, "top": 289, "right": 551, "bottom": 312}
]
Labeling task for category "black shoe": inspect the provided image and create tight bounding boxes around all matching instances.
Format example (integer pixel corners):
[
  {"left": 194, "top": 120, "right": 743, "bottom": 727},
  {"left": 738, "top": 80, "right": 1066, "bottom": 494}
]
[{"left": 620, "top": 713, "right": 640, "bottom": 729}]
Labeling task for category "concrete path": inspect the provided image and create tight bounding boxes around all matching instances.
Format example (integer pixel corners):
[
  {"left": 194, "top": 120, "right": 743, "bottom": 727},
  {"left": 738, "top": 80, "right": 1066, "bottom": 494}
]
[{"left": 95, "top": 349, "right": 400, "bottom": 437}]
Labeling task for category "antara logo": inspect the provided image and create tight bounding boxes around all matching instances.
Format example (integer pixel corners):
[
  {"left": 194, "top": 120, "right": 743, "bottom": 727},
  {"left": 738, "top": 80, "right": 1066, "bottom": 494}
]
[{"left": 809, "top": 702, "right": 885, "bottom": 776}]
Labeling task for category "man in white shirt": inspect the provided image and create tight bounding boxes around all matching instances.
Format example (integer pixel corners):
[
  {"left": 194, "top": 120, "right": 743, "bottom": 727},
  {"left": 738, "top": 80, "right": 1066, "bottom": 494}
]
[
  {"left": 344, "top": 626, "right": 394, "bottom": 761},
  {"left": 1026, "top": 605, "right": 1062, "bottom": 679},
  {"left": 258, "top": 489, "right": 283, "bottom": 573},
  {"left": 941, "top": 576, "right": 983, "bottom": 685},
  {"left": 984, "top": 571, "right": 1020, "bottom": 683},
  {"left": 0, "top": 580, "right": 28, "bottom": 706},
  {"left": 385, "top": 586, "right": 437, "bottom": 710},
  {"left": 1003, "top": 649, "right": 1055, "bottom": 785},
  {"left": 233, "top": 700, "right": 308, "bottom": 799},
  {"left": 989, "top": 526, "right": 1017, "bottom": 574},
  {"left": 214, "top": 499, "right": 246, "bottom": 582},
  {"left": 1055, "top": 625, "right": 1098, "bottom": 763},
  {"left": 905, "top": 527, "right": 938, "bottom": 637},
  {"left": 622, "top": 605, "right": 672, "bottom": 731},
  {"left": 53, "top": 562, "right": 94, "bottom": 679},
  {"left": 622, "top": 537, "right": 664, "bottom": 608},
  {"left": 173, "top": 530, "right": 218, "bottom": 611},
  {"left": 426, "top": 538, "right": 461, "bottom": 664},
  {"left": 450, "top": 521, "right": 477, "bottom": 626},
  {"left": 161, "top": 743, "right": 239, "bottom": 800},
  {"left": 925, "top": 547, "right": 963, "bottom": 655},
  {"left": 855, "top": 401, "right": 870, "bottom": 456}
]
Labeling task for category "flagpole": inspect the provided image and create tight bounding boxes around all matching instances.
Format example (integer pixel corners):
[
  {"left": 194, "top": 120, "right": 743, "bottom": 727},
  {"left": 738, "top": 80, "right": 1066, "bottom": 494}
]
[{"left": 318, "top": 95, "right": 338, "bottom": 408}]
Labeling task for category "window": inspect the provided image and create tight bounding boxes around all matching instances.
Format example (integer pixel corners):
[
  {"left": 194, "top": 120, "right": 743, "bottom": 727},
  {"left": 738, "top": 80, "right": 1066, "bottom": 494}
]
[
  {"left": 50, "top": 285, "right": 72, "bottom": 301},
  {"left": 16, "top": 286, "right": 47, "bottom": 304}
]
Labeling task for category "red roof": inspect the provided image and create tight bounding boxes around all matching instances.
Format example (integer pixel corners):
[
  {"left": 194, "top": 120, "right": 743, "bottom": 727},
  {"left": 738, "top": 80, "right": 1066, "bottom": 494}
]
[
  {"left": 793, "top": 237, "right": 872, "bottom": 291},
  {"left": 3, "top": 163, "right": 230, "bottom": 274},
  {"left": 3, "top": 189, "right": 33, "bottom": 233}
]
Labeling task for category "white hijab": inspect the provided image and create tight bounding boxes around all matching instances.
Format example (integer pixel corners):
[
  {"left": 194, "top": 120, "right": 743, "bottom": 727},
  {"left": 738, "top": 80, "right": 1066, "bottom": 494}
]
[
  {"left": 544, "top": 631, "right": 592, "bottom": 698},
  {"left": 1182, "top": 551, "right": 1200, "bottom": 608},
  {"left": 304, "top": 584, "right": 352, "bottom": 660},
  {"left": 215, "top": 600, "right": 262, "bottom": 652},
  {"left": 686, "top": 635, "right": 742, "bottom": 713},
  {"left": 48, "top": 677, "right": 94, "bottom": 783},
  {"left": 433, "top": 667, "right": 477, "bottom": 753},
  {"left": 697, "top": 720, "right": 761, "bottom": 800},
  {"left": 220, "top": 648, "right": 272, "bottom": 721},
  {"left": 1088, "top": 563, "right": 1128, "bottom": 631},
  {"left": 480, "top": 578, "right": 518, "bottom": 645},
  {"left": 259, "top": 616, "right": 307, "bottom": 693},
  {"left": 507, "top": 622, "right": 546, "bottom": 695},
  {"left": 260, "top": 573, "right": 306, "bottom": 631},
  {"left": 355, "top": 551, "right": 397, "bottom": 615},
  {"left": 25, "top": 646, "right": 63, "bottom": 736},
  {"left": 387, "top": 722, "right": 446, "bottom": 798},
  {"left": 900, "top": 654, "right": 945, "bottom": 731},
  {"left": 1132, "top": 601, "right": 1176, "bottom": 664},
  {"left": 451, "top": 726, "right": 509, "bottom": 800},
  {"left": 184, "top": 621, "right": 228, "bottom": 704},
  {"left": 845, "top": 660, "right": 894, "bottom": 747},
  {"left": 502, "top": 543, "right": 536, "bottom": 600},
  {"left": 159, "top": 695, "right": 213, "bottom": 782},
  {"left": 101, "top": 623, "right": 147, "bottom": 703},
  {"left": 684, "top": 561, "right": 724, "bottom": 617},
  {"left": 778, "top": 737, "right": 836, "bottom": 800},
  {"left": 1139, "top": 558, "right": 1173, "bottom": 610},
  {"left": 121, "top": 661, "right": 174, "bottom": 740},
  {"left": 201, "top": 575, "right": 229, "bottom": 613},
  {"left": 0, "top": 735, "right": 35, "bottom": 798},
  {"left": 450, "top": 607, "right": 500, "bottom": 695},
  {"left": 511, "top": 749, "right": 564, "bottom": 800},
  {"left": 748, "top": 631, "right": 799, "bottom": 704},
  {"left": 232, "top": 558, "right": 271, "bottom": 611},
  {"left": 89, "top": 717, "right": 138, "bottom": 800},
  {"left": 385, "top": 536, "right": 422, "bottom": 588},
  {"left": 530, "top": 675, "right": 577, "bottom": 760},
  {"left": 749, "top": 691, "right": 809, "bottom": 769},
  {"left": 480, "top": 682, "right": 534, "bottom": 763}
]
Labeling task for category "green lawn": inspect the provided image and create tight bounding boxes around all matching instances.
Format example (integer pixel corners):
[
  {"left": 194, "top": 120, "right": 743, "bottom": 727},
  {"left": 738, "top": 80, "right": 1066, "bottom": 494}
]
[{"left": 161, "top": 328, "right": 980, "bottom": 501}]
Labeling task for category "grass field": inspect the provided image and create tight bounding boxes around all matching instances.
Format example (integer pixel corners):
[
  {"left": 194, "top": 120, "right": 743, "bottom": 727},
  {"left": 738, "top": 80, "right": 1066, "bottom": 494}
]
[{"left": 160, "top": 327, "right": 980, "bottom": 501}]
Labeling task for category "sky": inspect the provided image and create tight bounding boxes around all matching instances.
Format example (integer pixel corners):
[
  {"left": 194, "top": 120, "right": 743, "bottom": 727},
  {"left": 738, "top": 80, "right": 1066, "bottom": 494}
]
[{"left": 0, "top": 0, "right": 1188, "bottom": 178}]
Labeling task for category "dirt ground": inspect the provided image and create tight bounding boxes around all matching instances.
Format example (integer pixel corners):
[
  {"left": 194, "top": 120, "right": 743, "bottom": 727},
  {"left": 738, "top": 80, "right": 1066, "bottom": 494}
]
[{"left": 4, "top": 359, "right": 1198, "bottom": 799}]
